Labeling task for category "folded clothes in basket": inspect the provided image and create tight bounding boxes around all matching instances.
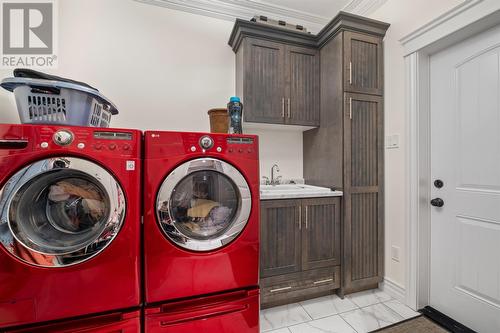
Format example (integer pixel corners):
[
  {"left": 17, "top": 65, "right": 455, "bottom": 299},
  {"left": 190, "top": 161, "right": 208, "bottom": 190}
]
[{"left": 13, "top": 68, "right": 98, "bottom": 91}]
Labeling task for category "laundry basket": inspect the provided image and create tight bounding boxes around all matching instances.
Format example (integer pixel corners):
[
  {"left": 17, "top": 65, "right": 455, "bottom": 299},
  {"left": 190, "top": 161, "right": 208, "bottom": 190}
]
[{"left": 1, "top": 76, "right": 118, "bottom": 127}]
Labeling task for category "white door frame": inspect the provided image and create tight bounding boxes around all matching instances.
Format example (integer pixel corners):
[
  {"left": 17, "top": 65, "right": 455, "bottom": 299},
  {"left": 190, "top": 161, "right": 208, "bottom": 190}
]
[{"left": 402, "top": 0, "right": 500, "bottom": 310}]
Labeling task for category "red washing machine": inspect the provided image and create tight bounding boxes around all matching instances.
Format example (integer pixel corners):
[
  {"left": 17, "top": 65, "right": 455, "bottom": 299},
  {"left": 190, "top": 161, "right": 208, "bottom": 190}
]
[
  {"left": 0, "top": 124, "right": 141, "bottom": 330},
  {"left": 143, "top": 131, "right": 260, "bottom": 333}
]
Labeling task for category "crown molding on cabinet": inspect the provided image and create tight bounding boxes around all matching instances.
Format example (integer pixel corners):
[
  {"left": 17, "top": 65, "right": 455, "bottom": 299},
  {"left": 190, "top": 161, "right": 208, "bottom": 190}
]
[
  {"left": 134, "top": 0, "right": 391, "bottom": 33},
  {"left": 134, "top": 0, "right": 329, "bottom": 32}
]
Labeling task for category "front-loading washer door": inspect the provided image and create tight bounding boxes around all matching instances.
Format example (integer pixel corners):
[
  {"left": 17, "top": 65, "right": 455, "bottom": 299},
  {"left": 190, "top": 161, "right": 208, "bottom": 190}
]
[
  {"left": 0, "top": 157, "right": 125, "bottom": 267},
  {"left": 156, "top": 158, "right": 251, "bottom": 251}
]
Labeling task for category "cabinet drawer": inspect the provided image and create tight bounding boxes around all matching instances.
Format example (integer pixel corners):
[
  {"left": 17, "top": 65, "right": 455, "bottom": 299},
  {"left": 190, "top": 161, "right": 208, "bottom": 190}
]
[{"left": 261, "top": 266, "right": 340, "bottom": 307}]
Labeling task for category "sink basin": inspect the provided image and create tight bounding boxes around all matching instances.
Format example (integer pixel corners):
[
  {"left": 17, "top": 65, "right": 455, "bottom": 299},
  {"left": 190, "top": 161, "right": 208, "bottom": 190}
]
[{"left": 260, "top": 184, "right": 343, "bottom": 200}]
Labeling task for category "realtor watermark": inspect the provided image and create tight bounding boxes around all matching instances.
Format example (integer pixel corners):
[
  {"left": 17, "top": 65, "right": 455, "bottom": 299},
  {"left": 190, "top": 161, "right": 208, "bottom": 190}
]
[{"left": 1, "top": 0, "right": 58, "bottom": 68}]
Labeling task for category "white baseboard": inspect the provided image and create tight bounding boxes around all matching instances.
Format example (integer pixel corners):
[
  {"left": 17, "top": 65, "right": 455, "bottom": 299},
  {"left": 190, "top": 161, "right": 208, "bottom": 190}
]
[{"left": 381, "top": 278, "right": 406, "bottom": 303}]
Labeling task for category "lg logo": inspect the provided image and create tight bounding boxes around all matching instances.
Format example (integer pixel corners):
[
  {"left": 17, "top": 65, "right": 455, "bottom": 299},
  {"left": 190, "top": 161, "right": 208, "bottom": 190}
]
[{"left": 2, "top": 2, "right": 53, "bottom": 54}]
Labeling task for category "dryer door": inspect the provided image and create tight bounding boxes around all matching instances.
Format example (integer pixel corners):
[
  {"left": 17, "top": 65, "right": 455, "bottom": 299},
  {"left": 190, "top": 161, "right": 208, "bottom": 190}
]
[
  {"left": 0, "top": 157, "right": 125, "bottom": 267},
  {"left": 156, "top": 158, "right": 251, "bottom": 251}
]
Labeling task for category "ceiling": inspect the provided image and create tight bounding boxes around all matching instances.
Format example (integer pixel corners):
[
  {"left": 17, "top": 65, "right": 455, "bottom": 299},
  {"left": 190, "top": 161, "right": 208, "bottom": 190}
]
[
  {"left": 135, "top": 0, "right": 387, "bottom": 33},
  {"left": 259, "top": 0, "right": 352, "bottom": 19}
]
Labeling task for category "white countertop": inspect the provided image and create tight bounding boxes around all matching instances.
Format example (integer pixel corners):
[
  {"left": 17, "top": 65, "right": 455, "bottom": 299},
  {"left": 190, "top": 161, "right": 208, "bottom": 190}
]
[{"left": 260, "top": 184, "right": 343, "bottom": 200}]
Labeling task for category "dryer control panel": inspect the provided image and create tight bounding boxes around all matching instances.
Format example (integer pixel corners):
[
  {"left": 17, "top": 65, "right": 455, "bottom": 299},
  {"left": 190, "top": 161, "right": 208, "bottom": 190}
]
[{"left": 145, "top": 131, "right": 258, "bottom": 160}]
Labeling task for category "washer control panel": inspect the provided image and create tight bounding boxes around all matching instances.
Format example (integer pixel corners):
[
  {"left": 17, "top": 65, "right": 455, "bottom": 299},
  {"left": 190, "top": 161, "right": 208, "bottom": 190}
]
[{"left": 31, "top": 127, "right": 139, "bottom": 156}]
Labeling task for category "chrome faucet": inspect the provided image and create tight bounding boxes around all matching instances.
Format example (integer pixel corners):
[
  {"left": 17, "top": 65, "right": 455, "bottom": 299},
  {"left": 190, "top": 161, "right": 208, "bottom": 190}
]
[{"left": 270, "top": 164, "right": 281, "bottom": 186}]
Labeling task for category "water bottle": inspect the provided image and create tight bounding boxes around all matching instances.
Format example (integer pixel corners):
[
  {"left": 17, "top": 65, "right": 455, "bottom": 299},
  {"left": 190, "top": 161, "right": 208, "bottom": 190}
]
[{"left": 227, "top": 96, "right": 243, "bottom": 134}]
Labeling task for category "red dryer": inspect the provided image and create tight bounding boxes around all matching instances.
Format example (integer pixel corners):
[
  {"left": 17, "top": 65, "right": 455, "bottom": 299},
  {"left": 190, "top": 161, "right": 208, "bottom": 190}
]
[
  {"left": 143, "top": 131, "right": 260, "bottom": 332},
  {"left": 0, "top": 124, "right": 141, "bottom": 330}
]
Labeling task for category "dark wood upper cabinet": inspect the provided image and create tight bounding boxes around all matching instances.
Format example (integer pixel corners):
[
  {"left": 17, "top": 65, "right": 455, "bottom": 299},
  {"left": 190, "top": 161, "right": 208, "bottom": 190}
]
[
  {"left": 260, "top": 199, "right": 301, "bottom": 278},
  {"left": 244, "top": 38, "right": 286, "bottom": 124},
  {"left": 301, "top": 198, "right": 341, "bottom": 270},
  {"left": 286, "top": 46, "right": 320, "bottom": 126},
  {"left": 344, "top": 31, "right": 384, "bottom": 96},
  {"left": 237, "top": 39, "right": 319, "bottom": 126},
  {"left": 343, "top": 92, "right": 384, "bottom": 293}
]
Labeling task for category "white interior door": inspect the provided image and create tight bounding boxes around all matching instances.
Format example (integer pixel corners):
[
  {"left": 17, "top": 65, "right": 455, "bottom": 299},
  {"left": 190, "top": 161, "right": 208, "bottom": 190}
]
[{"left": 430, "top": 25, "right": 500, "bottom": 333}]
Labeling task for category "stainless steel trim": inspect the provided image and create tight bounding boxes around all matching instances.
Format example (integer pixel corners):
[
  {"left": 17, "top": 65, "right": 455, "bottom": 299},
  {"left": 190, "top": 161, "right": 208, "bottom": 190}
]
[
  {"left": 281, "top": 98, "right": 285, "bottom": 118},
  {"left": 287, "top": 98, "right": 291, "bottom": 118},
  {"left": 0, "top": 157, "right": 125, "bottom": 267},
  {"left": 349, "top": 98, "right": 353, "bottom": 119},
  {"left": 305, "top": 206, "right": 308, "bottom": 229},
  {"left": 298, "top": 206, "right": 301, "bottom": 230},
  {"left": 313, "top": 278, "right": 334, "bottom": 285},
  {"left": 156, "top": 157, "right": 252, "bottom": 252},
  {"left": 270, "top": 286, "right": 292, "bottom": 293},
  {"left": 349, "top": 61, "right": 352, "bottom": 84}
]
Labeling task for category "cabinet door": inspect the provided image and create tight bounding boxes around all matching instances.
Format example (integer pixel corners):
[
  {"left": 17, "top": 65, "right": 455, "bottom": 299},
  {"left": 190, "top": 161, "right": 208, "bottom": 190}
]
[
  {"left": 243, "top": 38, "right": 286, "bottom": 124},
  {"left": 301, "top": 197, "right": 341, "bottom": 271},
  {"left": 285, "top": 46, "right": 320, "bottom": 126},
  {"left": 260, "top": 199, "right": 302, "bottom": 278},
  {"left": 343, "top": 93, "right": 384, "bottom": 293},
  {"left": 344, "top": 31, "right": 383, "bottom": 96}
]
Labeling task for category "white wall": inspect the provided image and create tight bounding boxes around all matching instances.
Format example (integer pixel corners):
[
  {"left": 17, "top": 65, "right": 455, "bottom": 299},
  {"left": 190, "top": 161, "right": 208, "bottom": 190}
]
[
  {"left": 0, "top": 0, "right": 303, "bottom": 180},
  {"left": 368, "top": 0, "right": 464, "bottom": 288}
]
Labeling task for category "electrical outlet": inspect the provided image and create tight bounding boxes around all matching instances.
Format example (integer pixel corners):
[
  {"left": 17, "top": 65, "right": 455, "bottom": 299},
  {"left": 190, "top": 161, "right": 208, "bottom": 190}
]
[{"left": 391, "top": 245, "right": 400, "bottom": 262}]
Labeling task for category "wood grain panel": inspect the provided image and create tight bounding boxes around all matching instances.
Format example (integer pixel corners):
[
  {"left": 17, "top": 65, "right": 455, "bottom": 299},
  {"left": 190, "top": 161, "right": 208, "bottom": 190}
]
[
  {"left": 286, "top": 46, "right": 320, "bottom": 126},
  {"left": 343, "top": 92, "right": 384, "bottom": 294},
  {"left": 244, "top": 38, "right": 285, "bottom": 124},
  {"left": 260, "top": 199, "right": 301, "bottom": 278},
  {"left": 344, "top": 31, "right": 383, "bottom": 96},
  {"left": 351, "top": 193, "right": 378, "bottom": 280},
  {"left": 301, "top": 197, "right": 341, "bottom": 270},
  {"left": 351, "top": 98, "right": 379, "bottom": 187}
]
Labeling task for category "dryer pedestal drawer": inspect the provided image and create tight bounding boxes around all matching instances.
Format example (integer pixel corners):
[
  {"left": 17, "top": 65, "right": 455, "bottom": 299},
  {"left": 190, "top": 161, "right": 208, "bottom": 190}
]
[{"left": 261, "top": 266, "right": 340, "bottom": 308}]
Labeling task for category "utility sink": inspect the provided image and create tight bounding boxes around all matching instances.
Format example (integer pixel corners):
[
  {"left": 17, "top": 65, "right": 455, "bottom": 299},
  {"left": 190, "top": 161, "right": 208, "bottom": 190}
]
[{"left": 260, "top": 184, "right": 343, "bottom": 200}]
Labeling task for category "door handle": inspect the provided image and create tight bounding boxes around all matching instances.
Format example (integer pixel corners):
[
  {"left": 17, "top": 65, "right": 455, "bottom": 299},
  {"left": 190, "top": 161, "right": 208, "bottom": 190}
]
[
  {"left": 281, "top": 98, "right": 285, "bottom": 118},
  {"left": 298, "top": 206, "right": 301, "bottom": 230},
  {"left": 349, "top": 98, "right": 352, "bottom": 119},
  {"left": 270, "top": 286, "right": 292, "bottom": 293},
  {"left": 430, "top": 198, "right": 444, "bottom": 207},
  {"left": 305, "top": 206, "right": 308, "bottom": 229},
  {"left": 287, "top": 98, "right": 291, "bottom": 118}
]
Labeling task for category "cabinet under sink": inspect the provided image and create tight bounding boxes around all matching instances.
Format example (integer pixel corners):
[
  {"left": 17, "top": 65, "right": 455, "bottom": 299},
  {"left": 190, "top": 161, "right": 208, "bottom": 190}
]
[{"left": 260, "top": 197, "right": 341, "bottom": 308}]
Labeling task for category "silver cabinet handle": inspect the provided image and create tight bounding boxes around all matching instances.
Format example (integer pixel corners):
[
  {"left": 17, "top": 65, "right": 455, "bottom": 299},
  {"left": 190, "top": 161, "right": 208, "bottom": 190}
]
[
  {"left": 298, "top": 206, "right": 302, "bottom": 230},
  {"left": 313, "top": 278, "right": 333, "bottom": 285},
  {"left": 281, "top": 97, "right": 285, "bottom": 118},
  {"left": 270, "top": 286, "right": 292, "bottom": 293},
  {"left": 349, "top": 61, "right": 352, "bottom": 85},
  {"left": 287, "top": 98, "right": 291, "bottom": 118},
  {"left": 305, "top": 206, "right": 308, "bottom": 229},
  {"left": 349, "top": 97, "right": 353, "bottom": 119}
]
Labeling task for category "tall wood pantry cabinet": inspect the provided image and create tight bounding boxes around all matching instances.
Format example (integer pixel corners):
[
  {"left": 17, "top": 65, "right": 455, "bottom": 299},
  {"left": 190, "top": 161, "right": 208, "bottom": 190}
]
[{"left": 229, "top": 12, "right": 390, "bottom": 298}]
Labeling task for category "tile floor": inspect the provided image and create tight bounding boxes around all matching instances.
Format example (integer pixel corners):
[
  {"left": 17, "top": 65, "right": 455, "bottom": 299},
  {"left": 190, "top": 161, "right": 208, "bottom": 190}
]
[{"left": 260, "top": 289, "right": 420, "bottom": 333}]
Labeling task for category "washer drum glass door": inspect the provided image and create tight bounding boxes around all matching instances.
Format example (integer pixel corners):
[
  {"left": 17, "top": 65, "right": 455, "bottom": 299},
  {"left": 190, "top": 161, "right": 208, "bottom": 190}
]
[
  {"left": 157, "top": 158, "right": 251, "bottom": 251},
  {"left": 0, "top": 157, "right": 125, "bottom": 267}
]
